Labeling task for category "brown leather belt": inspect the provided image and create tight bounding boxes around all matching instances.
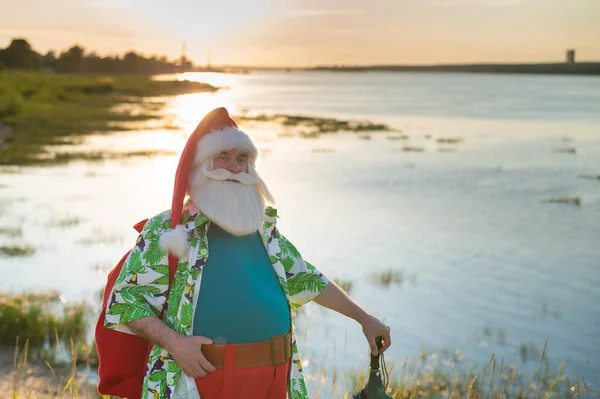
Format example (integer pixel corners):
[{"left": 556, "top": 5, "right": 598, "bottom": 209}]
[{"left": 201, "top": 333, "right": 292, "bottom": 369}]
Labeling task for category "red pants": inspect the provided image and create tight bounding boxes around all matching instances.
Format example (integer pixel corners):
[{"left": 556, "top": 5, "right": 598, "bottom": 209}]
[{"left": 195, "top": 345, "right": 290, "bottom": 399}]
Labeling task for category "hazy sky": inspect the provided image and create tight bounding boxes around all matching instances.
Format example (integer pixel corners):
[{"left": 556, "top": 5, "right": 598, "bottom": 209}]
[{"left": 1, "top": 0, "right": 598, "bottom": 66}]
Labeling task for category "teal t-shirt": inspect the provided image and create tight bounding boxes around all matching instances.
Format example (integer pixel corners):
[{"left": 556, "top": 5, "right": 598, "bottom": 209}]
[{"left": 192, "top": 223, "right": 291, "bottom": 343}]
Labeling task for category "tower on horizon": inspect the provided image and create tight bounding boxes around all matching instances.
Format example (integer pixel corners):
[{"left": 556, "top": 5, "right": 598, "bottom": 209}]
[
  {"left": 566, "top": 49, "right": 576, "bottom": 64},
  {"left": 178, "top": 41, "right": 192, "bottom": 71},
  {"left": 179, "top": 41, "right": 187, "bottom": 64}
]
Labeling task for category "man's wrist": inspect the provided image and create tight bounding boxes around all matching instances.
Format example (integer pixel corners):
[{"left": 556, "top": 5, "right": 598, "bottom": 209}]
[
  {"left": 352, "top": 307, "right": 371, "bottom": 325},
  {"left": 162, "top": 330, "right": 184, "bottom": 354}
]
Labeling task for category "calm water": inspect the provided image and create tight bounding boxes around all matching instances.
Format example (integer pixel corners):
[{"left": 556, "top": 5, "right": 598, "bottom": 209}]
[{"left": 1, "top": 71, "right": 599, "bottom": 393}]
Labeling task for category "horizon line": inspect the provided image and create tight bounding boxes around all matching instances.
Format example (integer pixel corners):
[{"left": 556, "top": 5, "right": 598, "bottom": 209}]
[{"left": 210, "top": 60, "right": 600, "bottom": 69}]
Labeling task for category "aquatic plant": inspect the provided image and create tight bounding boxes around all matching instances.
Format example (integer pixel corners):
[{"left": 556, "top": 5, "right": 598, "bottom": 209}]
[
  {"left": 76, "top": 228, "right": 123, "bottom": 246},
  {"left": 387, "top": 135, "right": 409, "bottom": 141},
  {"left": 580, "top": 174, "right": 600, "bottom": 181},
  {"left": 436, "top": 137, "right": 464, "bottom": 144},
  {"left": 335, "top": 279, "right": 354, "bottom": 294},
  {"left": 542, "top": 196, "right": 581, "bottom": 206},
  {"left": 371, "top": 270, "right": 404, "bottom": 287},
  {"left": 0, "top": 226, "right": 22, "bottom": 237},
  {"left": 482, "top": 323, "right": 507, "bottom": 345},
  {"left": 47, "top": 216, "right": 82, "bottom": 229},
  {"left": 0, "top": 244, "right": 35, "bottom": 257},
  {"left": 400, "top": 146, "right": 426, "bottom": 153},
  {"left": 47, "top": 149, "right": 179, "bottom": 165},
  {"left": 555, "top": 148, "right": 577, "bottom": 154},
  {"left": 237, "top": 113, "right": 391, "bottom": 137}
]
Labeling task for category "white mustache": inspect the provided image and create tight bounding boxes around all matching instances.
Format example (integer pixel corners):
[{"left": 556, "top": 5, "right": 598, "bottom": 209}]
[{"left": 201, "top": 162, "right": 259, "bottom": 186}]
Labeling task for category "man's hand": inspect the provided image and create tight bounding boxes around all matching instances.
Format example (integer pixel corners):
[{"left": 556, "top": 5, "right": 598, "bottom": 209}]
[
  {"left": 126, "top": 317, "right": 216, "bottom": 378},
  {"left": 359, "top": 314, "right": 391, "bottom": 355},
  {"left": 169, "top": 335, "right": 216, "bottom": 378}
]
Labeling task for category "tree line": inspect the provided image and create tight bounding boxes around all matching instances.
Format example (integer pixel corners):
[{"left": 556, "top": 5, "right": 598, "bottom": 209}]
[{"left": 0, "top": 38, "right": 193, "bottom": 74}]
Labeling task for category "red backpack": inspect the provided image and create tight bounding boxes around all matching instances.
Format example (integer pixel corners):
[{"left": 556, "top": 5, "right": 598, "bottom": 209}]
[{"left": 95, "top": 219, "right": 178, "bottom": 398}]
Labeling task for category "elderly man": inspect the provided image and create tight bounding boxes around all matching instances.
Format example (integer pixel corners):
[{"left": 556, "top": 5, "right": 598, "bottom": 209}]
[{"left": 104, "top": 108, "right": 391, "bottom": 399}]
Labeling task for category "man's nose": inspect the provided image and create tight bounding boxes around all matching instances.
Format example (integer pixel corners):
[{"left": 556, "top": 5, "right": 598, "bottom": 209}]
[{"left": 226, "top": 159, "right": 240, "bottom": 173}]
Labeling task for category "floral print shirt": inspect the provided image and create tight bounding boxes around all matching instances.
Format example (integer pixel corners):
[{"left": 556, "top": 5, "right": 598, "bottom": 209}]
[{"left": 104, "top": 202, "right": 330, "bottom": 399}]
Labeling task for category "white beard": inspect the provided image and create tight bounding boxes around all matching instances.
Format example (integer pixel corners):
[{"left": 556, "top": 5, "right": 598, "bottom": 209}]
[{"left": 188, "top": 161, "right": 275, "bottom": 237}]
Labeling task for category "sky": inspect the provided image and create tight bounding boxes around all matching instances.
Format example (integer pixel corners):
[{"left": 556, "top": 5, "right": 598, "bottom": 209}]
[{"left": 1, "top": 0, "right": 599, "bottom": 67}]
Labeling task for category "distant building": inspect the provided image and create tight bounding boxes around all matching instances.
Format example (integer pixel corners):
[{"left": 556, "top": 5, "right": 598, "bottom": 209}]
[{"left": 566, "top": 49, "right": 576, "bottom": 64}]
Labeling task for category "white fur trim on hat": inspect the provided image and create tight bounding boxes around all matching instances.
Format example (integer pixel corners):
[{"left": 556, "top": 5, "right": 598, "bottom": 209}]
[
  {"left": 194, "top": 127, "right": 259, "bottom": 167},
  {"left": 159, "top": 224, "right": 190, "bottom": 259}
]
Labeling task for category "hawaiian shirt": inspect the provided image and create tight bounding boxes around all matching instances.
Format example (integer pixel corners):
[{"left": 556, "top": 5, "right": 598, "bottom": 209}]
[{"left": 104, "top": 201, "right": 330, "bottom": 399}]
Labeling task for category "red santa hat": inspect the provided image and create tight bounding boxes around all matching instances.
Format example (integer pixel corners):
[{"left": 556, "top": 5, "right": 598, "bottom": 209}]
[{"left": 160, "top": 107, "right": 260, "bottom": 258}]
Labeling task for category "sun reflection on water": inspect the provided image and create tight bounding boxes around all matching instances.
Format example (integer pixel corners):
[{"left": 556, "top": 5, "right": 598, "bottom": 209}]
[
  {"left": 158, "top": 72, "right": 250, "bottom": 134},
  {"left": 179, "top": 72, "right": 243, "bottom": 88}
]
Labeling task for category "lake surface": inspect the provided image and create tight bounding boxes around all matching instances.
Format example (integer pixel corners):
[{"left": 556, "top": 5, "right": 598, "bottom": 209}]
[{"left": 1, "top": 71, "right": 599, "bottom": 394}]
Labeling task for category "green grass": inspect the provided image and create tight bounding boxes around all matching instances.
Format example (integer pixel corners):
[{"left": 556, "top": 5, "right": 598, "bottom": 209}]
[
  {"left": 0, "top": 292, "right": 90, "bottom": 349},
  {"left": 0, "top": 71, "right": 217, "bottom": 165},
  {"left": 1, "top": 291, "right": 96, "bottom": 397},
  {"left": 0, "top": 87, "right": 23, "bottom": 118},
  {"left": 339, "top": 352, "right": 599, "bottom": 398},
  {"left": 10, "top": 338, "right": 101, "bottom": 398}
]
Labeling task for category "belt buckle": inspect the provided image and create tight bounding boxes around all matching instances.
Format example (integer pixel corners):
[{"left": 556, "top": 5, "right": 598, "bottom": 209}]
[{"left": 271, "top": 333, "right": 289, "bottom": 367}]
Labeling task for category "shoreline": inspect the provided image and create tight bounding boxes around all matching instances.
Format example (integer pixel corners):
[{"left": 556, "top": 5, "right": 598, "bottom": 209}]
[
  {"left": 243, "top": 62, "right": 600, "bottom": 76},
  {"left": 0, "top": 290, "right": 597, "bottom": 397},
  {"left": 0, "top": 339, "right": 597, "bottom": 398},
  {"left": 0, "top": 72, "right": 219, "bottom": 165}
]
